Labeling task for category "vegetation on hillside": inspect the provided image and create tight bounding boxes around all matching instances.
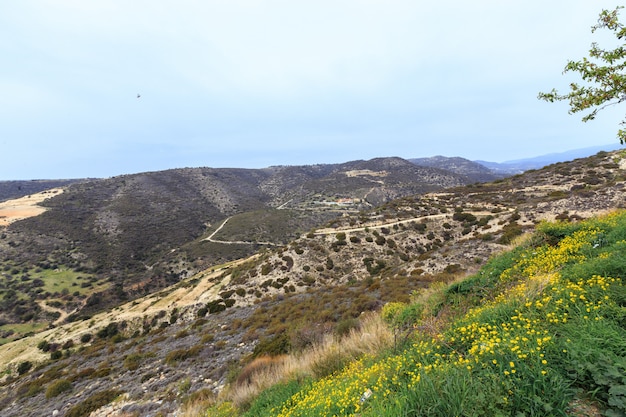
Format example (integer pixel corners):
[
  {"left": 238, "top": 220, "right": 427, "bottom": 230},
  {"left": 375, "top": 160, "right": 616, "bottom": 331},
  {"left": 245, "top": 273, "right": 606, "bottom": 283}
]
[
  {"left": 1, "top": 151, "right": 625, "bottom": 416},
  {"left": 0, "top": 158, "right": 468, "bottom": 332},
  {"left": 207, "top": 210, "right": 626, "bottom": 416}
]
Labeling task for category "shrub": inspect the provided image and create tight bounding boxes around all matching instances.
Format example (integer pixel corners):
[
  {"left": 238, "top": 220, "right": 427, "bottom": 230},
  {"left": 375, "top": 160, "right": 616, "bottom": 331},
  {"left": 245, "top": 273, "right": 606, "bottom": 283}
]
[
  {"left": 252, "top": 333, "right": 290, "bottom": 358},
  {"left": 124, "top": 353, "right": 143, "bottom": 371},
  {"left": 16, "top": 361, "right": 32, "bottom": 375},
  {"left": 497, "top": 222, "right": 524, "bottom": 245},
  {"left": 37, "top": 340, "right": 51, "bottom": 352},
  {"left": 96, "top": 322, "right": 119, "bottom": 339},
  {"left": 45, "top": 379, "right": 72, "bottom": 399},
  {"left": 453, "top": 211, "right": 477, "bottom": 223},
  {"left": 335, "top": 318, "right": 360, "bottom": 337},
  {"left": 206, "top": 300, "right": 227, "bottom": 314},
  {"left": 164, "top": 345, "right": 202, "bottom": 365},
  {"left": 65, "top": 389, "right": 123, "bottom": 417}
]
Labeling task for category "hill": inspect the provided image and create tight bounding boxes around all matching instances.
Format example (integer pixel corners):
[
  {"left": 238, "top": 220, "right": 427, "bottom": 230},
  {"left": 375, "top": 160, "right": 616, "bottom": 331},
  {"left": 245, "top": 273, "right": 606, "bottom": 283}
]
[
  {"left": 476, "top": 143, "right": 624, "bottom": 174},
  {"left": 223, "top": 210, "right": 626, "bottom": 416},
  {"left": 0, "top": 179, "right": 84, "bottom": 203},
  {"left": 409, "top": 155, "right": 504, "bottom": 182},
  {"left": 0, "top": 157, "right": 467, "bottom": 329},
  {"left": 0, "top": 150, "right": 624, "bottom": 416}
]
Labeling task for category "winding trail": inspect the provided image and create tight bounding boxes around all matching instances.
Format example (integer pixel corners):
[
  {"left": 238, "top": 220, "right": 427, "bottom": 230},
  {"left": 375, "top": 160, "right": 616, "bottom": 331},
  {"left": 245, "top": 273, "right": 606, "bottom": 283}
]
[
  {"left": 204, "top": 217, "right": 278, "bottom": 246},
  {"left": 36, "top": 301, "right": 73, "bottom": 326},
  {"left": 312, "top": 210, "right": 505, "bottom": 236}
]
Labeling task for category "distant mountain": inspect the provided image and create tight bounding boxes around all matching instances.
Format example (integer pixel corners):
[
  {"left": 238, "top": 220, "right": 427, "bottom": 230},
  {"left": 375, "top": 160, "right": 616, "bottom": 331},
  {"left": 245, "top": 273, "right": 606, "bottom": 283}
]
[
  {"left": 408, "top": 156, "right": 504, "bottom": 182},
  {"left": 476, "top": 143, "right": 624, "bottom": 174}
]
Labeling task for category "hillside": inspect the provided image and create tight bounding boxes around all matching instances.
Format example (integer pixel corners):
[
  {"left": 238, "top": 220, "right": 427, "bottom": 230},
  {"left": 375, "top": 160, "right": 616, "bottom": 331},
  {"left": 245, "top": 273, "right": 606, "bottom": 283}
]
[
  {"left": 221, "top": 210, "right": 626, "bottom": 416},
  {"left": 409, "top": 155, "right": 504, "bottom": 182},
  {"left": 0, "top": 180, "right": 84, "bottom": 203},
  {"left": 0, "top": 157, "right": 467, "bottom": 328},
  {"left": 0, "top": 150, "right": 624, "bottom": 416}
]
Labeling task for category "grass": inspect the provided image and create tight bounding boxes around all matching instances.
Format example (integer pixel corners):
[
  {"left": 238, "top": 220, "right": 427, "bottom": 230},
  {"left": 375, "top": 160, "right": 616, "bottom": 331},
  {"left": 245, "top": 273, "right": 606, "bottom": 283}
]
[
  {"left": 32, "top": 267, "right": 99, "bottom": 295},
  {"left": 205, "top": 210, "right": 626, "bottom": 416},
  {"left": 0, "top": 322, "right": 48, "bottom": 345}
]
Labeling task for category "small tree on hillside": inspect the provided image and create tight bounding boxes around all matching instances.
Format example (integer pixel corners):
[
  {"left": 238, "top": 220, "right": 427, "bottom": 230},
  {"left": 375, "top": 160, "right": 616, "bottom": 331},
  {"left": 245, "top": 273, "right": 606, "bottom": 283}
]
[{"left": 539, "top": 7, "right": 626, "bottom": 144}]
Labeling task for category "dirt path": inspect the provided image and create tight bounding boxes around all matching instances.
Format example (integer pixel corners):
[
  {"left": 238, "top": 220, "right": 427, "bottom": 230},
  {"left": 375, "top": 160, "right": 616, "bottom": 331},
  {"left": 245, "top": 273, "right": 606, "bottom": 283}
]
[
  {"left": 312, "top": 210, "right": 506, "bottom": 236},
  {"left": 37, "top": 301, "right": 73, "bottom": 326},
  {"left": 205, "top": 217, "right": 278, "bottom": 246},
  {"left": 313, "top": 213, "right": 449, "bottom": 235}
]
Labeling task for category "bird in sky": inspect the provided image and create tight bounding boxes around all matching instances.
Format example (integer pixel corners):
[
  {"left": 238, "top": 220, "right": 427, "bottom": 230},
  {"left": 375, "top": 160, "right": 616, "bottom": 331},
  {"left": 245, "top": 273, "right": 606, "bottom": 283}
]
[{"left": 137, "top": 93, "right": 141, "bottom": 99}]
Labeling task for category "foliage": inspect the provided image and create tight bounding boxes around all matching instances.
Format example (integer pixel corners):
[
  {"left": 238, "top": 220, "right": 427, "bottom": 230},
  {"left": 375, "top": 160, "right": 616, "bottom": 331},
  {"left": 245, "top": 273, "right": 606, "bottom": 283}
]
[
  {"left": 241, "top": 379, "right": 309, "bottom": 417},
  {"left": 16, "top": 361, "right": 32, "bottom": 375},
  {"left": 233, "top": 211, "right": 626, "bottom": 416},
  {"left": 45, "top": 378, "right": 72, "bottom": 399},
  {"left": 65, "top": 389, "right": 124, "bottom": 417},
  {"left": 164, "top": 345, "right": 203, "bottom": 365},
  {"left": 539, "top": 7, "right": 626, "bottom": 144}
]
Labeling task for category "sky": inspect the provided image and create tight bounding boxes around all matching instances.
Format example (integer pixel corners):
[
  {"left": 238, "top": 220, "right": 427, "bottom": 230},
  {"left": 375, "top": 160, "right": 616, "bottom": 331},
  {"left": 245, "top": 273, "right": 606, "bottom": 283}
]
[{"left": 1, "top": 1, "right": 625, "bottom": 180}]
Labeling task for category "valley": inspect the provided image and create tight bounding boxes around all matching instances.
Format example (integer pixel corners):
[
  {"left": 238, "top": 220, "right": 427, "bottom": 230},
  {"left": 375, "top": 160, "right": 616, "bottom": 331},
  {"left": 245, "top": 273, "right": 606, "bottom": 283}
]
[{"left": 0, "top": 150, "right": 624, "bottom": 416}]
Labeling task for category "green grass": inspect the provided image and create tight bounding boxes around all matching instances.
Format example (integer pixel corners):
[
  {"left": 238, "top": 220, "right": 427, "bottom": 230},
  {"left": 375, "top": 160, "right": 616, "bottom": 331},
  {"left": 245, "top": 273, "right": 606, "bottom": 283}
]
[
  {"left": 31, "top": 267, "right": 97, "bottom": 295},
  {"left": 212, "top": 210, "right": 626, "bottom": 416},
  {"left": 0, "top": 322, "right": 47, "bottom": 344}
]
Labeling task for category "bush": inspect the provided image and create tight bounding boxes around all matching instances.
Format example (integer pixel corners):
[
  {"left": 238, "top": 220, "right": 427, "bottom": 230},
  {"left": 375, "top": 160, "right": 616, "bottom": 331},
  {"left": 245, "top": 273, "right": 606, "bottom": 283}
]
[
  {"left": 164, "top": 345, "right": 202, "bottom": 365},
  {"left": 252, "top": 333, "right": 290, "bottom": 358},
  {"left": 45, "top": 379, "right": 72, "bottom": 399},
  {"left": 335, "top": 318, "right": 360, "bottom": 337},
  {"left": 65, "top": 389, "right": 123, "bottom": 417},
  {"left": 37, "top": 340, "right": 51, "bottom": 352},
  {"left": 124, "top": 353, "right": 143, "bottom": 371},
  {"left": 96, "top": 322, "right": 119, "bottom": 339},
  {"left": 497, "top": 222, "right": 524, "bottom": 245},
  {"left": 16, "top": 361, "right": 32, "bottom": 375}
]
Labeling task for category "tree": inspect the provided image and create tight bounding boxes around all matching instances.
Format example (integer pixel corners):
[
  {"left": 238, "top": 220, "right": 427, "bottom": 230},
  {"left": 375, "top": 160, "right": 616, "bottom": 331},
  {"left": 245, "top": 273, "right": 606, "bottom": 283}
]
[{"left": 538, "top": 7, "right": 626, "bottom": 144}]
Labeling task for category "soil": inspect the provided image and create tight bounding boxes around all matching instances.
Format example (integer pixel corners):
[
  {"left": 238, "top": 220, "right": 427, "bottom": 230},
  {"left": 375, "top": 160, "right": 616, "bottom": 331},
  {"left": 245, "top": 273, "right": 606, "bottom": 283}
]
[{"left": 0, "top": 188, "right": 63, "bottom": 227}]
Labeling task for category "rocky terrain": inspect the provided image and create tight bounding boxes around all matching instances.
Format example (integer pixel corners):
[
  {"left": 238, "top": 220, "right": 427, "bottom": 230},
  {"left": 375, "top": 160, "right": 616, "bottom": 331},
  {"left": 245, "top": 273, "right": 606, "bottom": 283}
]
[{"left": 0, "top": 149, "right": 624, "bottom": 416}]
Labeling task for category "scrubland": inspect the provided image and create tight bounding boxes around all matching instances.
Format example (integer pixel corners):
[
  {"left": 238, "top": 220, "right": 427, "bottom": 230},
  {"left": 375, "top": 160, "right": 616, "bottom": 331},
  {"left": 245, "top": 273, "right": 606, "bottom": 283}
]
[{"left": 203, "top": 210, "right": 626, "bottom": 417}]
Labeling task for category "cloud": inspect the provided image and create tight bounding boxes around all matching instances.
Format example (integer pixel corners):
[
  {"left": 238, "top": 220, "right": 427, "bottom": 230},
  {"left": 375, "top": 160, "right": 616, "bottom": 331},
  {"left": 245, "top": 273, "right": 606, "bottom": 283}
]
[{"left": 0, "top": 1, "right": 624, "bottom": 179}]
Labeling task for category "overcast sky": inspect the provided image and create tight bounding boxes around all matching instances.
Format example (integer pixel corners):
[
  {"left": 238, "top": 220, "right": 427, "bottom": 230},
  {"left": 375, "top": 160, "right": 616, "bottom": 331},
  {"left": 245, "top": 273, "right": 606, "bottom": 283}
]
[{"left": 1, "top": 1, "right": 624, "bottom": 180}]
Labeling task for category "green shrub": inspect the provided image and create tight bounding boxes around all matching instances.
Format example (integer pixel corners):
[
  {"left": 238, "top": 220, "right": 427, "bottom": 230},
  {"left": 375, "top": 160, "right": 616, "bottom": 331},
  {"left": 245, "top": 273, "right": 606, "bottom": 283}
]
[
  {"left": 335, "top": 318, "right": 359, "bottom": 337},
  {"left": 164, "top": 345, "right": 202, "bottom": 365},
  {"left": 123, "top": 353, "right": 143, "bottom": 371},
  {"left": 65, "top": 389, "right": 123, "bottom": 417},
  {"left": 45, "top": 379, "right": 72, "bottom": 399},
  {"left": 16, "top": 361, "right": 32, "bottom": 375},
  {"left": 497, "top": 222, "right": 523, "bottom": 245},
  {"left": 252, "top": 333, "right": 290, "bottom": 358},
  {"left": 96, "top": 322, "right": 119, "bottom": 339}
]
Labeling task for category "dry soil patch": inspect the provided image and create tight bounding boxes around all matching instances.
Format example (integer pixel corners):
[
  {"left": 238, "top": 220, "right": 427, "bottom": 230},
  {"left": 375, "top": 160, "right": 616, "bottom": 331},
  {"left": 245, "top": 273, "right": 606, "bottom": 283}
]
[{"left": 0, "top": 188, "right": 63, "bottom": 226}]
